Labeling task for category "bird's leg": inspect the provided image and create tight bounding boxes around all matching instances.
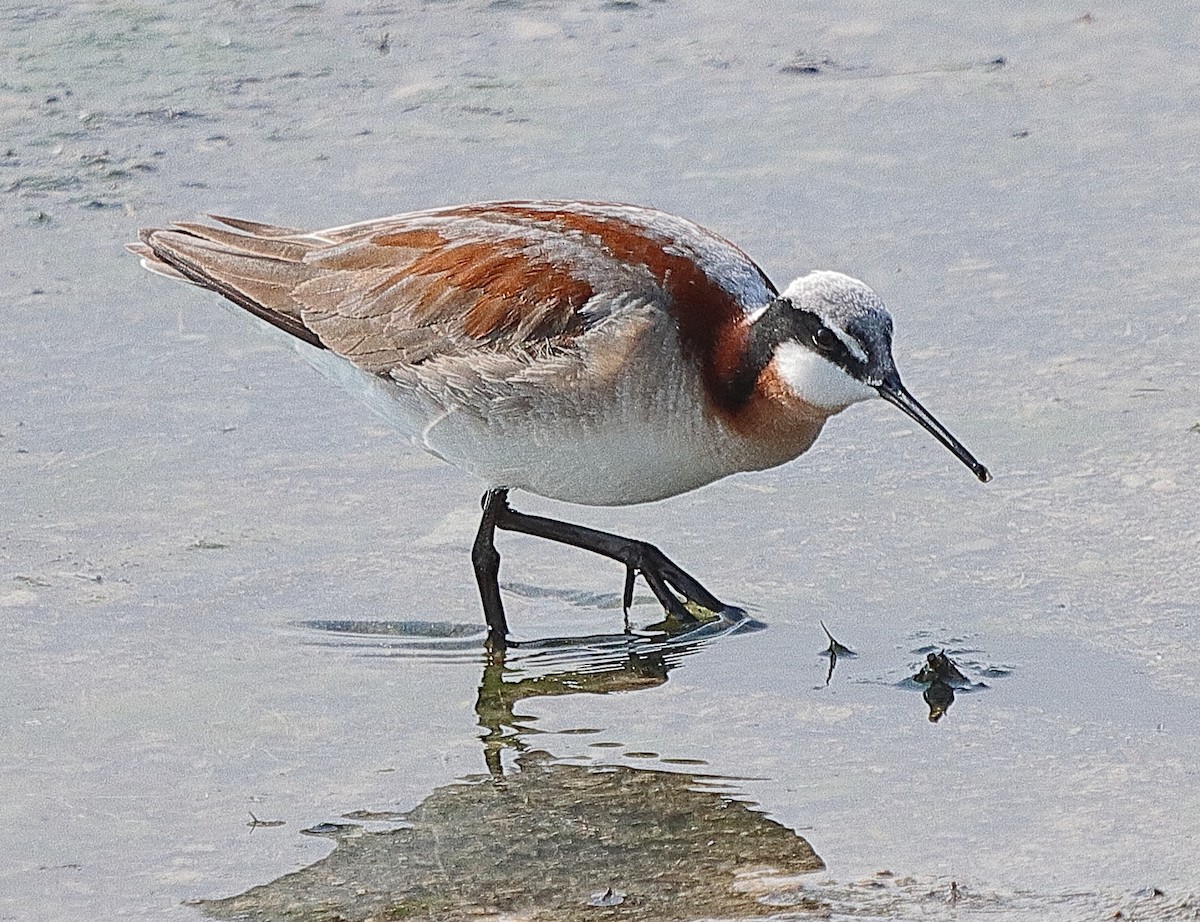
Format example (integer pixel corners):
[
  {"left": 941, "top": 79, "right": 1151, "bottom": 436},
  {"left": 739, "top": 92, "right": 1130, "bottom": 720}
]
[
  {"left": 473, "top": 488, "right": 510, "bottom": 648},
  {"left": 488, "top": 492, "right": 726, "bottom": 622}
]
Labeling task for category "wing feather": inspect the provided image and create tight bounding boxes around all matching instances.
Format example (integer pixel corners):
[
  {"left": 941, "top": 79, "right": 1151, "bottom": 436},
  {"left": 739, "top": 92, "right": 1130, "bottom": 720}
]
[{"left": 133, "top": 201, "right": 776, "bottom": 382}]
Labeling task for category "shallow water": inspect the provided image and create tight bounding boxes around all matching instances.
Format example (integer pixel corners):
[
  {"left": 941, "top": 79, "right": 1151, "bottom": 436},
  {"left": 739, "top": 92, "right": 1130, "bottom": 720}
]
[{"left": 2, "top": 1, "right": 1199, "bottom": 920}]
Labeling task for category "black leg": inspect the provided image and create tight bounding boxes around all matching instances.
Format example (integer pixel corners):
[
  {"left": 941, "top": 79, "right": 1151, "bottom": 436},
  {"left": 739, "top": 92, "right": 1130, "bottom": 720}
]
[
  {"left": 472, "top": 488, "right": 510, "bottom": 647},
  {"left": 482, "top": 491, "right": 727, "bottom": 623}
]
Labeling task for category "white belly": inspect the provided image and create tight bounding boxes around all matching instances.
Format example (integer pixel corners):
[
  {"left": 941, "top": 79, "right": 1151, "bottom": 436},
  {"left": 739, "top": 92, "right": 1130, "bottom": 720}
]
[
  {"left": 426, "top": 398, "right": 754, "bottom": 506},
  {"left": 301, "top": 347, "right": 759, "bottom": 505},
  {"left": 291, "top": 315, "right": 804, "bottom": 506}
]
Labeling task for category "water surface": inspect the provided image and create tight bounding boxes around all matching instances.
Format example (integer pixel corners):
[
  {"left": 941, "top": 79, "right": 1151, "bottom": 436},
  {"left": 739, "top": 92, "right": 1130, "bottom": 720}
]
[{"left": 2, "top": 1, "right": 1198, "bottom": 920}]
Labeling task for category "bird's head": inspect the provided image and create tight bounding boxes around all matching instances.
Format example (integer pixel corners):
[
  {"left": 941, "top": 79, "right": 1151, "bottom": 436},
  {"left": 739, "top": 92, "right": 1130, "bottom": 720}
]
[{"left": 758, "top": 270, "right": 991, "bottom": 483}]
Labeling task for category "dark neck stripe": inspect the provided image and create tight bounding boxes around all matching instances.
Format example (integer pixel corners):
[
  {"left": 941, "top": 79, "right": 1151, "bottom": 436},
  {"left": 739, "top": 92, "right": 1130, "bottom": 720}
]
[
  {"left": 714, "top": 299, "right": 865, "bottom": 410},
  {"left": 718, "top": 298, "right": 795, "bottom": 408}
]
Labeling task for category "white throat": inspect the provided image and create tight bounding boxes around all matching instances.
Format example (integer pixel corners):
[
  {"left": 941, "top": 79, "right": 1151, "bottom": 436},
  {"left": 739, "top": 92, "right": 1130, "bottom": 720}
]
[{"left": 773, "top": 341, "right": 877, "bottom": 411}]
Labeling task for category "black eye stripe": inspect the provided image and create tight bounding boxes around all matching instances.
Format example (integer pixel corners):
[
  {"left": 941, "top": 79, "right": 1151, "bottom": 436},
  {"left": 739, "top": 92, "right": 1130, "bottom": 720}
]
[
  {"left": 794, "top": 309, "right": 843, "bottom": 352},
  {"left": 793, "top": 308, "right": 865, "bottom": 376}
]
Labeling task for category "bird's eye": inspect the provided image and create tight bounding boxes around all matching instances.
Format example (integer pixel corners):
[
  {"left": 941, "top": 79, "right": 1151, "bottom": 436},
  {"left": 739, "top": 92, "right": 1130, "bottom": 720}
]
[{"left": 813, "top": 326, "right": 840, "bottom": 352}]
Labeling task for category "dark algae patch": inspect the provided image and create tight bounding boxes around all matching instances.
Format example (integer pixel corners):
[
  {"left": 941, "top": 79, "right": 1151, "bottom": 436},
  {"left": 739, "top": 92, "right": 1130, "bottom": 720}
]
[{"left": 199, "top": 753, "right": 822, "bottom": 922}]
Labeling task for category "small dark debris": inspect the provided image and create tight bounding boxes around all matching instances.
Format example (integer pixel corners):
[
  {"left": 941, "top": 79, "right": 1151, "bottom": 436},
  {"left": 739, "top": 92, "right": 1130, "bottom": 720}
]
[
  {"left": 134, "top": 108, "right": 209, "bottom": 123},
  {"left": 986, "top": 56, "right": 1006, "bottom": 69},
  {"left": 1011, "top": 128, "right": 1030, "bottom": 138},
  {"left": 190, "top": 538, "right": 230, "bottom": 550},
  {"left": 301, "top": 823, "right": 354, "bottom": 837},
  {"left": 377, "top": 31, "right": 390, "bottom": 54},
  {"left": 913, "top": 651, "right": 969, "bottom": 722},
  {"left": 780, "top": 52, "right": 838, "bottom": 75},
  {"left": 914, "top": 650, "right": 968, "bottom": 685},
  {"left": 819, "top": 621, "right": 855, "bottom": 686},
  {"left": 588, "top": 887, "right": 626, "bottom": 907},
  {"left": 820, "top": 621, "right": 855, "bottom": 658},
  {"left": 247, "top": 812, "right": 285, "bottom": 830},
  {"left": 1076, "top": 12, "right": 1096, "bottom": 24}
]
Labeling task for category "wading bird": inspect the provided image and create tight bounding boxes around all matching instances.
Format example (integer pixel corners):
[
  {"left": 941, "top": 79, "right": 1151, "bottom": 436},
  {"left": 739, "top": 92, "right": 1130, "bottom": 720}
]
[{"left": 131, "top": 200, "right": 989, "bottom": 645}]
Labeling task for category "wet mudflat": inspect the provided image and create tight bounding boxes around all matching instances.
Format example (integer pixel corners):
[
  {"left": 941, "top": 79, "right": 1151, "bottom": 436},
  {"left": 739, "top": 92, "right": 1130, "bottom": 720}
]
[{"left": 2, "top": 1, "right": 1198, "bottom": 920}]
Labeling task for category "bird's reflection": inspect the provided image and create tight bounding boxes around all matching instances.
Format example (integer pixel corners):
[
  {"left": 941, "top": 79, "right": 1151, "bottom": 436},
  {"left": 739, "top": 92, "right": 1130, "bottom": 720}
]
[
  {"left": 199, "top": 611, "right": 831, "bottom": 921},
  {"left": 475, "top": 611, "right": 761, "bottom": 775}
]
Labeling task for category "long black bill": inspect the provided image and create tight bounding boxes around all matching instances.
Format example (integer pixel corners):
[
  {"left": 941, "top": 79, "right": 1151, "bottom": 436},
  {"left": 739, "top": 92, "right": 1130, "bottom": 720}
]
[{"left": 877, "top": 377, "right": 991, "bottom": 483}]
